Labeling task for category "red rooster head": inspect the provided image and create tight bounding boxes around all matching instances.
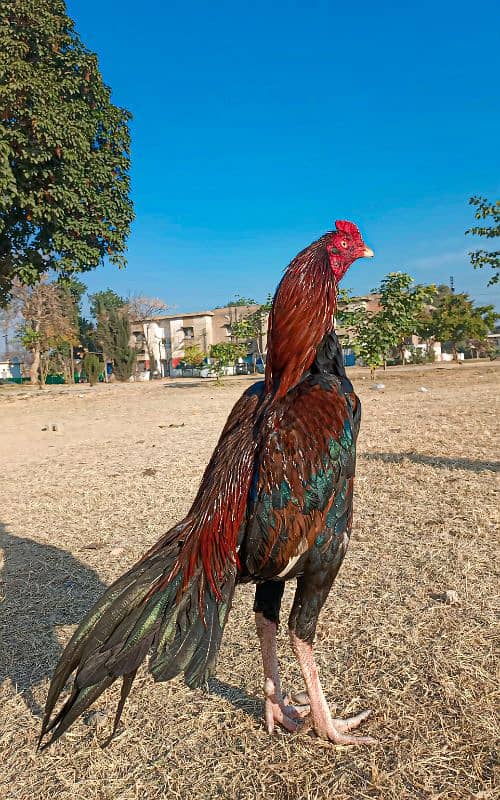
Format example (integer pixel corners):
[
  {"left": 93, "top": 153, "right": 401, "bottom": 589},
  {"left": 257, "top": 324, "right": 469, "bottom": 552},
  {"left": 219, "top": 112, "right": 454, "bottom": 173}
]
[{"left": 326, "top": 220, "right": 374, "bottom": 282}]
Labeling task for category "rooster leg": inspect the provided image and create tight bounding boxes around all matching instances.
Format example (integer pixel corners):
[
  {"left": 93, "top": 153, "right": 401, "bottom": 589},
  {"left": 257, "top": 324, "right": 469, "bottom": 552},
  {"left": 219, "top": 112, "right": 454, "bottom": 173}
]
[
  {"left": 288, "top": 567, "right": 375, "bottom": 746},
  {"left": 255, "top": 612, "right": 310, "bottom": 733},
  {"left": 290, "top": 631, "right": 375, "bottom": 745}
]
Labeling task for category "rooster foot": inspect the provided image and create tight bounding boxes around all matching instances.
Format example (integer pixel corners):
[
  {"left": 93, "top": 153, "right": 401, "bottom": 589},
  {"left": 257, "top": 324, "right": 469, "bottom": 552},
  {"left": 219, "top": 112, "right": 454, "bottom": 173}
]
[
  {"left": 263, "top": 679, "right": 310, "bottom": 734},
  {"left": 315, "top": 708, "right": 376, "bottom": 746},
  {"left": 290, "top": 691, "right": 375, "bottom": 745}
]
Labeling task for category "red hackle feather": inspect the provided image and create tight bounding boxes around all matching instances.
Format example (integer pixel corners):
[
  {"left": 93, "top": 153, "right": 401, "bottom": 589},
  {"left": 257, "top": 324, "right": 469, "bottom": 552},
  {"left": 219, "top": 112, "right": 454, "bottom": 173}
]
[{"left": 265, "top": 232, "right": 338, "bottom": 402}]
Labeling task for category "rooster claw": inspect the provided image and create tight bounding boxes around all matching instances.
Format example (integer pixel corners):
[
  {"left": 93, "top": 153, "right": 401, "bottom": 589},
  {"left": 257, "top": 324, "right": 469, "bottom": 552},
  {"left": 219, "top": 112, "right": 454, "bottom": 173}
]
[
  {"left": 289, "top": 690, "right": 309, "bottom": 706},
  {"left": 321, "top": 709, "right": 376, "bottom": 746},
  {"left": 263, "top": 679, "right": 310, "bottom": 734}
]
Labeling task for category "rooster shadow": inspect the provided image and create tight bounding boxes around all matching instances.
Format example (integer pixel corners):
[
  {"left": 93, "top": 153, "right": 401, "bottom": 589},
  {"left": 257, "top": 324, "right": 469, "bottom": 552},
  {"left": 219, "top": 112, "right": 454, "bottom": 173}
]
[
  {"left": 0, "top": 522, "right": 107, "bottom": 718},
  {"left": 0, "top": 522, "right": 262, "bottom": 724},
  {"left": 361, "top": 451, "right": 499, "bottom": 473}
]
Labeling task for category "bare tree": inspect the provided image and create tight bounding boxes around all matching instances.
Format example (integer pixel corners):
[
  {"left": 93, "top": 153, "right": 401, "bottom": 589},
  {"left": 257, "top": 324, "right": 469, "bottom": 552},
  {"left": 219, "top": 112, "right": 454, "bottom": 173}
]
[
  {"left": 14, "top": 278, "right": 78, "bottom": 385},
  {"left": 128, "top": 295, "right": 171, "bottom": 377}
]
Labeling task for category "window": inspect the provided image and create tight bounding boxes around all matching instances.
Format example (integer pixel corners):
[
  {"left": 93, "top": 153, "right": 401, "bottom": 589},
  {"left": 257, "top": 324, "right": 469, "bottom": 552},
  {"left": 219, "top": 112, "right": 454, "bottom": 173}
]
[{"left": 182, "top": 326, "right": 194, "bottom": 339}]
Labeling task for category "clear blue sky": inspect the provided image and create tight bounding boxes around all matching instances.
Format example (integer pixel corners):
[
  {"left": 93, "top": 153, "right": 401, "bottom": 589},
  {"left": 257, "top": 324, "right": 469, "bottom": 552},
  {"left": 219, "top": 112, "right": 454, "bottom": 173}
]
[{"left": 68, "top": 0, "right": 500, "bottom": 313}]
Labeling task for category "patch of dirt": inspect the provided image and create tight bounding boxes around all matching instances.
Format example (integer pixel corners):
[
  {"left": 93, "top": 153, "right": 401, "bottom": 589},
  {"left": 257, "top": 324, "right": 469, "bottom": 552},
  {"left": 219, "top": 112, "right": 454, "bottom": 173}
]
[{"left": 0, "top": 363, "right": 499, "bottom": 799}]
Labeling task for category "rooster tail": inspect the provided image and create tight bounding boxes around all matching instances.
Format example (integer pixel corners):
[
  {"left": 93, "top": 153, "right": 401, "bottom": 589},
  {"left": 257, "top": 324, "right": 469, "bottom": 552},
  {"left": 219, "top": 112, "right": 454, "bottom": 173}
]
[
  {"left": 38, "top": 531, "right": 237, "bottom": 750},
  {"left": 40, "top": 380, "right": 264, "bottom": 750}
]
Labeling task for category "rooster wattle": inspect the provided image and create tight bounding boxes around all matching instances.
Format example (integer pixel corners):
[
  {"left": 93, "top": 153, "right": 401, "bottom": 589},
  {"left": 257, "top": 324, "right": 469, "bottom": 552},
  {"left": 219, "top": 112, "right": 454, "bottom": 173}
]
[{"left": 39, "top": 219, "right": 375, "bottom": 749}]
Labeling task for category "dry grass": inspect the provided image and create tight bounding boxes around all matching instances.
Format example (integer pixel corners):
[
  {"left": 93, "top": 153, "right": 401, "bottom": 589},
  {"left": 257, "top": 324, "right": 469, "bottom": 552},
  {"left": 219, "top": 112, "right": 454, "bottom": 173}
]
[{"left": 0, "top": 362, "right": 499, "bottom": 800}]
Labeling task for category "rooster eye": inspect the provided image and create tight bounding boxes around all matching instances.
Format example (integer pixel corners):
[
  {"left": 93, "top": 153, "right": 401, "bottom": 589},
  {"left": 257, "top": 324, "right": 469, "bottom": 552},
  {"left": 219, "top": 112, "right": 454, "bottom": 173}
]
[{"left": 341, "top": 240, "right": 348, "bottom": 248}]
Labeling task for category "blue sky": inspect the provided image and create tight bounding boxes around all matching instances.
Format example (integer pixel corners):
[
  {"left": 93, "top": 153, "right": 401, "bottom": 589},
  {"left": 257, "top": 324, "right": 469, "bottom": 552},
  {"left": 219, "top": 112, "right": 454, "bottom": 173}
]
[{"left": 68, "top": 0, "right": 500, "bottom": 313}]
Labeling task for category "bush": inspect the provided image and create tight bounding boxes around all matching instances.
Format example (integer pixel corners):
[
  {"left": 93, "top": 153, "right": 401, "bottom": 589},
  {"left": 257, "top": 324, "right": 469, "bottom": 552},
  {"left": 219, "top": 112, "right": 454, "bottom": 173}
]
[
  {"left": 83, "top": 353, "right": 101, "bottom": 385},
  {"left": 183, "top": 345, "right": 205, "bottom": 368}
]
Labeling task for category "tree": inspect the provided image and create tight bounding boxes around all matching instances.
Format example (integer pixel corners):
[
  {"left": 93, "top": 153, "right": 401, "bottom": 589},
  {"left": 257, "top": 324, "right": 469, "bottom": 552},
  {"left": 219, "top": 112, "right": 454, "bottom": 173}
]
[
  {"left": 228, "top": 294, "right": 272, "bottom": 363},
  {"left": 86, "top": 288, "right": 126, "bottom": 369},
  {"left": 215, "top": 295, "right": 258, "bottom": 308},
  {"left": 83, "top": 352, "right": 100, "bottom": 385},
  {"left": 427, "top": 292, "right": 497, "bottom": 360},
  {"left": 466, "top": 196, "right": 500, "bottom": 286},
  {"left": 0, "top": 289, "right": 23, "bottom": 358},
  {"left": 96, "top": 304, "right": 135, "bottom": 381},
  {"left": 209, "top": 342, "right": 248, "bottom": 364},
  {"left": 336, "top": 280, "right": 434, "bottom": 374},
  {"left": 354, "top": 314, "right": 394, "bottom": 379},
  {"left": 377, "top": 273, "right": 435, "bottom": 364},
  {"left": 0, "top": 0, "right": 133, "bottom": 305},
  {"left": 209, "top": 342, "right": 247, "bottom": 380},
  {"left": 335, "top": 289, "right": 370, "bottom": 350},
  {"left": 89, "top": 289, "right": 126, "bottom": 320},
  {"left": 183, "top": 345, "right": 205, "bottom": 368},
  {"left": 77, "top": 315, "right": 97, "bottom": 352},
  {"left": 15, "top": 277, "right": 78, "bottom": 384},
  {"left": 57, "top": 276, "right": 88, "bottom": 378},
  {"left": 128, "top": 295, "right": 170, "bottom": 377}
]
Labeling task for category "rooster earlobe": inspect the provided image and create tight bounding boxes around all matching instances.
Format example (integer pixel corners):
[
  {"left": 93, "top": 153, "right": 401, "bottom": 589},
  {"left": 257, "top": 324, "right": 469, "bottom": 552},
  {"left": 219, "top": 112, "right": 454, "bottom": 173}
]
[{"left": 335, "top": 220, "right": 361, "bottom": 238}]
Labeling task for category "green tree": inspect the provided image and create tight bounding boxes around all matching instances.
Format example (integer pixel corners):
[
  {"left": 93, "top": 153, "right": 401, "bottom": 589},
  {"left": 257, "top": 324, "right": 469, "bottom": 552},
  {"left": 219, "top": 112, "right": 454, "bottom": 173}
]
[
  {"left": 209, "top": 342, "right": 247, "bottom": 364},
  {"left": 209, "top": 342, "right": 247, "bottom": 382},
  {"left": 0, "top": 0, "right": 133, "bottom": 304},
  {"left": 354, "top": 314, "right": 394, "bottom": 379},
  {"left": 228, "top": 294, "right": 272, "bottom": 364},
  {"left": 89, "top": 289, "right": 126, "bottom": 320},
  {"left": 224, "top": 295, "right": 257, "bottom": 307},
  {"left": 183, "top": 345, "right": 205, "bottom": 368},
  {"left": 335, "top": 289, "right": 369, "bottom": 350},
  {"left": 83, "top": 352, "right": 100, "bottom": 385},
  {"left": 466, "top": 196, "right": 500, "bottom": 285},
  {"left": 77, "top": 315, "right": 97, "bottom": 352},
  {"left": 96, "top": 303, "right": 135, "bottom": 381},
  {"left": 377, "top": 273, "right": 435, "bottom": 364},
  {"left": 428, "top": 292, "right": 497, "bottom": 360},
  {"left": 85, "top": 288, "right": 126, "bottom": 355}
]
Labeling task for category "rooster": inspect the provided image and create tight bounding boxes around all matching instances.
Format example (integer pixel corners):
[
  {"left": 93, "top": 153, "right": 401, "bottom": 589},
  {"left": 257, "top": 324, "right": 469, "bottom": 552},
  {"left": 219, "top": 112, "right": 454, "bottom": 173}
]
[{"left": 39, "top": 220, "right": 375, "bottom": 749}]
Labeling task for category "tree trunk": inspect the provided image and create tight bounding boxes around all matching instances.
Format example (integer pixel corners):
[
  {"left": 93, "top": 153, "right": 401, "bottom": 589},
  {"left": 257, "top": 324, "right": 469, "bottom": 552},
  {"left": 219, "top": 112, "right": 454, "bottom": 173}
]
[
  {"left": 30, "top": 342, "right": 41, "bottom": 385},
  {"left": 145, "top": 342, "right": 156, "bottom": 379},
  {"left": 40, "top": 352, "right": 49, "bottom": 387}
]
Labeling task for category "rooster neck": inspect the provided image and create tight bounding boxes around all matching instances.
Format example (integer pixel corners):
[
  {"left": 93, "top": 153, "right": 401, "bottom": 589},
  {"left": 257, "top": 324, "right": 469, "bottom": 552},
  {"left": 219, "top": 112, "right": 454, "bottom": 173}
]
[{"left": 265, "top": 237, "right": 338, "bottom": 401}]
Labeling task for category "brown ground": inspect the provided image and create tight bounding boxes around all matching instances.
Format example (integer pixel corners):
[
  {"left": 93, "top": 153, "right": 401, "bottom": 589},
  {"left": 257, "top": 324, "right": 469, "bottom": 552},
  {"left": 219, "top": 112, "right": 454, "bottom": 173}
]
[{"left": 0, "top": 362, "right": 499, "bottom": 800}]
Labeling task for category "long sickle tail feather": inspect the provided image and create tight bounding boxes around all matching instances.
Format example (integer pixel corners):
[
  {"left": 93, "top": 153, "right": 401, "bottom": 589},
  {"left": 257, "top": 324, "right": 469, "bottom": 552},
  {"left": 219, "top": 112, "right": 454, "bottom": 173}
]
[
  {"left": 38, "top": 534, "right": 237, "bottom": 750},
  {"left": 39, "top": 382, "right": 264, "bottom": 750}
]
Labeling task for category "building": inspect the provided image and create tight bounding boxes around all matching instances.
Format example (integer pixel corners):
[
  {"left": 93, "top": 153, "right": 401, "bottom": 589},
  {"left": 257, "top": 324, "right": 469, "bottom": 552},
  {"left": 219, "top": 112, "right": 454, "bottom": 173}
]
[
  {"left": 130, "top": 304, "right": 268, "bottom": 377},
  {"left": 0, "top": 357, "right": 23, "bottom": 382},
  {"left": 486, "top": 325, "right": 500, "bottom": 353}
]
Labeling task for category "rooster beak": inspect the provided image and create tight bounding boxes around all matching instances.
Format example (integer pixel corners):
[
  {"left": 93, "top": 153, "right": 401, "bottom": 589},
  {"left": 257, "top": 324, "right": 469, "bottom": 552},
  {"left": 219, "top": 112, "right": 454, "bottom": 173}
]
[{"left": 362, "top": 246, "right": 374, "bottom": 258}]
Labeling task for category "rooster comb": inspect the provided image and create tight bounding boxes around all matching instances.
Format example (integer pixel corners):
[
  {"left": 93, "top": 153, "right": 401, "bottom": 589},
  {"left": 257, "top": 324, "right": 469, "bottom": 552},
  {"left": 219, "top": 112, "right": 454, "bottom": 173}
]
[{"left": 334, "top": 220, "right": 363, "bottom": 239}]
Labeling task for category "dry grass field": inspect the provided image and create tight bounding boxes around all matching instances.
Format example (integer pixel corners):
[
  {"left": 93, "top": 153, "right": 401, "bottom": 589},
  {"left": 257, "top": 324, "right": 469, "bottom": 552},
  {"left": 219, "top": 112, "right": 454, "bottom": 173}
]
[{"left": 0, "top": 362, "right": 499, "bottom": 800}]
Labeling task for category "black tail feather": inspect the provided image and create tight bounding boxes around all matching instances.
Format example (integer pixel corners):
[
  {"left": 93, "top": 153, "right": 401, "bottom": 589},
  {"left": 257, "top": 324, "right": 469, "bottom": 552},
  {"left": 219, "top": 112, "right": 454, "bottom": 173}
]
[
  {"left": 39, "top": 539, "right": 237, "bottom": 749},
  {"left": 38, "top": 678, "right": 114, "bottom": 750}
]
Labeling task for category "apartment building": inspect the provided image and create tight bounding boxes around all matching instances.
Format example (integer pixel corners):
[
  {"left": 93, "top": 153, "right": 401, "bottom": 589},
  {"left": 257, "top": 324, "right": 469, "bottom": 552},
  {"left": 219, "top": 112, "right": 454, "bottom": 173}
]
[{"left": 130, "top": 304, "right": 268, "bottom": 376}]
